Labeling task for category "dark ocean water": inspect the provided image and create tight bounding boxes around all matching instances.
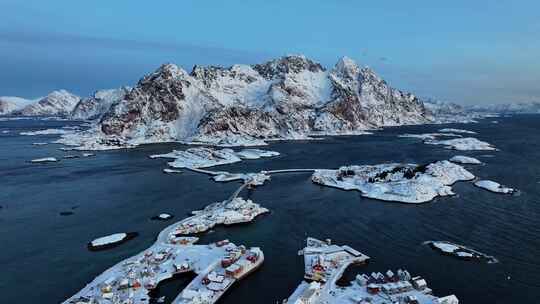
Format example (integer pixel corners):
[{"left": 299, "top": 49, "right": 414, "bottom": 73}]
[{"left": 0, "top": 115, "right": 539, "bottom": 304}]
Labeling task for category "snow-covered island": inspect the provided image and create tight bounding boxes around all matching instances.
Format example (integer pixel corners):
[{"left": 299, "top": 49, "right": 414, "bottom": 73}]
[
  {"left": 285, "top": 238, "right": 458, "bottom": 304},
  {"left": 212, "top": 171, "right": 271, "bottom": 186},
  {"left": 398, "top": 133, "right": 462, "bottom": 141},
  {"left": 20, "top": 128, "right": 75, "bottom": 136},
  {"left": 425, "top": 241, "right": 498, "bottom": 264},
  {"left": 425, "top": 137, "right": 496, "bottom": 151},
  {"left": 150, "top": 147, "right": 280, "bottom": 169},
  {"left": 438, "top": 128, "right": 477, "bottom": 134},
  {"left": 474, "top": 180, "right": 515, "bottom": 194},
  {"left": 167, "top": 197, "right": 269, "bottom": 236},
  {"left": 449, "top": 155, "right": 482, "bottom": 165},
  {"left": 163, "top": 168, "right": 182, "bottom": 174},
  {"left": 312, "top": 160, "right": 475, "bottom": 203},
  {"left": 88, "top": 232, "right": 139, "bottom": 251},
  {"left": 30, "top": 157, "right": 59, "bottom": 163}
]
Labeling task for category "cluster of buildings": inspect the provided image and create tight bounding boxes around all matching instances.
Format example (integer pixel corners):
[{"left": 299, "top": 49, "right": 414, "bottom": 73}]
[
  {"left": 286, "top": 238, "right": 459, "bottom": 304},
  {"left": 65, "top": 239, "right": 262, "bottom": 304},
  {"left": 68, "top": 246, "right": 187, "bottom": 304},
  {"left": 353, "top": 270, "right": 459, "bottom": 303},
  {"left": 176, "top": 244, "right": 264, "bottom": 304},
  {"left": 168, "top": 197, "right": 269, "bottom": 236},
  {"left": 302, "top": 237, "right": 370, "bottom": 282}
]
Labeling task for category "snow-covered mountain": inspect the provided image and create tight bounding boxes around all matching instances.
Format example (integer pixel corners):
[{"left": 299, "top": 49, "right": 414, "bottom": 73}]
[
  {"left": 61, "top": 56, "right": 432, "bottom": 148},
  {"left": 16, "top": 90, "right": 80, "bottom": 116},
  {"left": 469, "top": 101, "right": 540, "bottom": 114},
  {"left": 0, "top": 96, "right": 35, "bottom": 115},
  {"left": 71, "top": 87, "right": 130, "bottom": 120},
  {"left": 68, "top": 55, "right": 428, "bottom": 149}
]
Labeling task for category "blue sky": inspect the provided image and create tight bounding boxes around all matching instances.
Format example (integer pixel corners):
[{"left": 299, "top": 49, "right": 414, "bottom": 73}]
[{"left": 1, "top": 0, "right": 538, "bottom": 104}]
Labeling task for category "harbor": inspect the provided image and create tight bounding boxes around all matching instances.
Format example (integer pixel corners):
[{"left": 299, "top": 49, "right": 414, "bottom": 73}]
[
  {"left": 285, "top": 238, "right": 459, "bottom": 304},
  {"left": 63, "top": 221, "right": 264, "bottom": 304}
]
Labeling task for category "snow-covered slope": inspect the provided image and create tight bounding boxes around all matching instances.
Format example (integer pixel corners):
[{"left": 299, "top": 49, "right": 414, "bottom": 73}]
[
  {"left": 17, "top": 90, "right": 80, "bottom": 116},
  {"left": 71, "top": 87, "right": 130, "bottom": 120},
  {"left": 0, "top": 96, "right": 35, "bottom": 115},
  {"left": 60, "top": 55, "right": 435, "bottom": 149}
]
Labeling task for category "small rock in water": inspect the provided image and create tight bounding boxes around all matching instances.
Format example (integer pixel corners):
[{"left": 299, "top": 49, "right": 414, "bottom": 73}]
[
  {"left": 59, "top": 211, "right": 74, "bottom": 216},
  {"left": 474, "top": 180, "right": 515, "bottom": 194},
  {"left": 151, "top": 213, "right": 174, "bottom": 221},
  {"left": 63, "top": 155, "right": 80, "bottom": 159}
]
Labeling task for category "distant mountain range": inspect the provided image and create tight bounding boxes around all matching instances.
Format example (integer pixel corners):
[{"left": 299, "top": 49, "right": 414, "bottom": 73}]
[
  {"left": 0, "top": 96, "right": 38, "bottom": 115},
  {"left": 3, "top": 55, "right": 532, "bottom": 148},
  {"left": 468, "top": 101, "right": 540, "bottom": 114},
  {"left": 0, "top": 89, "right": 128, "bottom": 119},
  {"left": 0, "top": 90, "right": 79, "bottom": 116}
]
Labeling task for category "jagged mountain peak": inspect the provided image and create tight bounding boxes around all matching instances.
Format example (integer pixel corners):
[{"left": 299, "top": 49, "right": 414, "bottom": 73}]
[
  {"left": 335, "top": 56, "right": 359, "bottom": 71},
  {"left": 131, "top": 63, "right": 193, "bottom": 101},
  {"left": 332, "top": 56, "right": 361, "bottom": 80},
  {"left": 252, "top": 55, "right": 325, "bottom": 79},
  {"left": 190, "top": 64, "right": 260, "bottom": 88},
  {"left": 144, "top": 63, "right": 190, "bottom": 83}
]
